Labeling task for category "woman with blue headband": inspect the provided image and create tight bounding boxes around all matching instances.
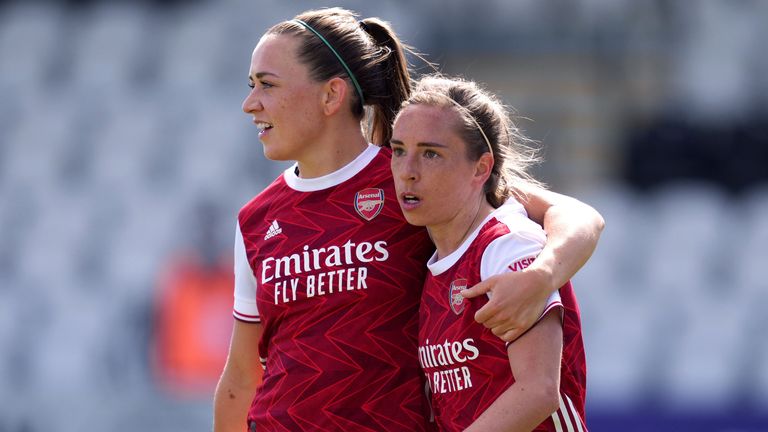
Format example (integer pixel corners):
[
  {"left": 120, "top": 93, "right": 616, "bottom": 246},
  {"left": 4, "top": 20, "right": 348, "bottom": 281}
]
[{"left": 213, "top": 7, "right": 604, "bottom": 432}]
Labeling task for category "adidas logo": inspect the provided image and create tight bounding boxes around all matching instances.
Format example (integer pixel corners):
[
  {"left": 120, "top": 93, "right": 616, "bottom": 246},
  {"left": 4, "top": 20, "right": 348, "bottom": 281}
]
[{"left": 264, "top": 220, "right": 283, "bottom": 240}]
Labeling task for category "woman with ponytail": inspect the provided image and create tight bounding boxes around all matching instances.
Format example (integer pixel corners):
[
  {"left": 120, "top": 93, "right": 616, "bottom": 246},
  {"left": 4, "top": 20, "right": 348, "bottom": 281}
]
[{"left": 214, "top": 8, "right": 603, "bottom": 432}]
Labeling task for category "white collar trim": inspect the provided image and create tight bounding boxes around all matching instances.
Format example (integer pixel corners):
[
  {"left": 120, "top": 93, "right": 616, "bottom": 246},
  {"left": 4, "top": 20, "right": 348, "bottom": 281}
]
[
  {"left": 426, "top": 201, "right": 526, "bottom": 276},
  {"left": 283, "top": 144, "right": 379, "bottom": 192}
]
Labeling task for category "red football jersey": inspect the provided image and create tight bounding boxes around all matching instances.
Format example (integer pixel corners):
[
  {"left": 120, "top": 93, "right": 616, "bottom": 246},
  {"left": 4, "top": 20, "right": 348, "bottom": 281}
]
[
  {"left": 234, "top": 145, "right": 435, "bottom": 431},
  {"left": 419, "top": 202, "right": 587, "bottom": 432}
]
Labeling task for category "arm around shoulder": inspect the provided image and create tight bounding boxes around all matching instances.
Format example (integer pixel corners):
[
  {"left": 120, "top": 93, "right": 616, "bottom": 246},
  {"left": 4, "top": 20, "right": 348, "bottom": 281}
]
[
  {"left": 516, "top": 185, "right": 605, "bottom": 290},
  {"left": 213, "top": 320, "right": 264, "bottom": 432},
  {"left": 463, "top": 186, "right": 602, "bottom": 342}
]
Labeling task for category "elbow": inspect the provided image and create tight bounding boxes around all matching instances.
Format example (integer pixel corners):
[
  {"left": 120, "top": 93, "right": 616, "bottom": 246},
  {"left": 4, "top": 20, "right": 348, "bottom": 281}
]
[
  {"left": 544, "top": 385, "right": 561, "bottom": 417},
  {"left": 585, "top": 203, "right": 605, "bottom": 236},
  {"left": 528, "top": 376, "right": 561, "bottom": 417},
  {"left": 515, "top": 374, "right": 561, "bottom": 420},
  {"left": 542, "top": 378, "right": 561, "bottom": 415},
  {"left": 219, "top": 360, "right": 261, "bottom": 392},
  {"left": 594, "top": 208, "right": 606, "bottom": 234}
]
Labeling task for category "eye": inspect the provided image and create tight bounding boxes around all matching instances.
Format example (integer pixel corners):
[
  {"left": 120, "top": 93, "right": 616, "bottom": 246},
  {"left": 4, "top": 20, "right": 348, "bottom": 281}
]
[
  {"left": 423, "top": 149, "right": 439, "bottom": 159},
  {"left": 391, "top": 146, "right": 405, "bottom": 157},
  {"left": 248, "top": 81, "right": 273, "bottom": 90}
]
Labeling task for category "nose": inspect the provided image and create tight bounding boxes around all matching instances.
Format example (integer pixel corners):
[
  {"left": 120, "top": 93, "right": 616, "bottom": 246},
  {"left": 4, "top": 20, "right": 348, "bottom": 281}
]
[
  {"left": 242, "top": 89, "right": 262, "bottom": 114},
  {"left": 394, "top": 152, "right": 419, "bottom": 183}
]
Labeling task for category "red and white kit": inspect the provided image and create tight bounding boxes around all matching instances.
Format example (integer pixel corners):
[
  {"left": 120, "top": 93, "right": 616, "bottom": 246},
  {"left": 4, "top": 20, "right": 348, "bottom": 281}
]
[
  {"left": 419, "top": 202, "right": 587, "bottom": 432},
  {"left": 234, "top": 145, "right": 435, "bottom": 431}
]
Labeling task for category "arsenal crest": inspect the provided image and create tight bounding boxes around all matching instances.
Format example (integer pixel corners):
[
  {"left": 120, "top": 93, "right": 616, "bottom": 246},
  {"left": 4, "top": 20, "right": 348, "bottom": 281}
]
[
  {"left": 355, "top": 188, "right": 385, "bottom": 221},
  {"left": 449, "top": 279, "right": 468, "bottom": 315}
]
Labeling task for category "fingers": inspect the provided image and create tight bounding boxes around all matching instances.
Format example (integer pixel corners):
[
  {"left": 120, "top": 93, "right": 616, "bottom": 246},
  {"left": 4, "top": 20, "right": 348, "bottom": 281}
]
[
  {"left": 474, "top": 299, "right": 533, "bottom": 343},
  {"left": 473, "top": 300, "right": 500, "bottom": 325},
  {"left": 483, "top": 314, "right": 523, "bottom": 342},
  {"left": 461, "top": 280, "right": 491, "bottom": 299},
  {"left": 499, "top": 328, "right": 523, "bottom": 343},
  {"left": 468, "top": 274, "right": 541, "bottom": 343},
  {"left": 487, "top": 322, "right": 523, "bottom": 342}
]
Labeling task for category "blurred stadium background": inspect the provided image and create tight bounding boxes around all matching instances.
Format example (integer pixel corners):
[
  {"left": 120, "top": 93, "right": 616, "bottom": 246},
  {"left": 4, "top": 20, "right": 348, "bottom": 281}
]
[{"left": 1, "top": 0, "right": 767, "bottom": 430}]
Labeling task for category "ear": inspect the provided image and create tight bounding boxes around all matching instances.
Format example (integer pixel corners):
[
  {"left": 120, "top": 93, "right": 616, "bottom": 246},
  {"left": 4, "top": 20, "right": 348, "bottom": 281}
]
[
  {"left": 321, "top": 77, "right": 349, "bottom": 116},
  {"left": 473, "top": 152, "right": 494, "bottom": 187}
]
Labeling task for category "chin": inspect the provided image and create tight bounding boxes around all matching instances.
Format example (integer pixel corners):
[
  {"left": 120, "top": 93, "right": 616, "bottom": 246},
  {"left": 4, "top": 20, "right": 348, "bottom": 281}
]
[
  {"left": 262, "top": 145, "right": 290, "bottom": 162},
  {"left": 402, "top": 211, "right": 430, "bottom": 227}
]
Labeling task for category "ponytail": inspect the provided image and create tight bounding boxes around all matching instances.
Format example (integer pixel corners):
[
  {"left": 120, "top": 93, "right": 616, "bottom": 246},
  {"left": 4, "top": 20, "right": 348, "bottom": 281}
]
[{"left": 358, "top": 18, "right": 411, "bottom": 146}]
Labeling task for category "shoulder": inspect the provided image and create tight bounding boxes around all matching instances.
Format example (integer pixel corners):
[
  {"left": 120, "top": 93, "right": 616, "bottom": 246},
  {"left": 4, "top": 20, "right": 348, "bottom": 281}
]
[
  {"left": 474, "top": 200, "right": 545, "bottom": 249},
  {"left": 340, "top": 145, "right": 393, "bottom": 192},
  {"left": 365, "top": 145, "right": 392, "bottom": 176},
  {"left": 376, "top": 145, "right": 392, "bottom": 159},
  {"left": 477, "top": 201, "right": 546, "bottom": 279},
  {"left": 238, "top": 174, "right": 289, "bottom": 223},
  {"left": 493, "top": 199, "right": 546, "bottom": 244}
]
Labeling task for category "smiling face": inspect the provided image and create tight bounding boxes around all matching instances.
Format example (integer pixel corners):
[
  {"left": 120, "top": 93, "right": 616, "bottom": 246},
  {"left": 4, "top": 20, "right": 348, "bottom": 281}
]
[
  {"left": 242, "top": 34, "right": 326, "bottom": 161},
  {"left": 390, "top": 104, "right": 492, "bottom": 232}
]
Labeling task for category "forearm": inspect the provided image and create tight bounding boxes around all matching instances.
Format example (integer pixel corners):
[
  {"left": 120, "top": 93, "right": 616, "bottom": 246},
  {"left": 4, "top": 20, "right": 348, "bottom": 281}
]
[
  {"left": 213, "top": 321, "right": 264, "bottom": 432},
  {"left": 213, "top": 369, "right": 259, "bottom": 432},
  {"left": 467, "top": 312, "right": 563, "bottom": 431},
  {"left": 465, "top": 378, "right": 559, "bottom": 432},
  {"left": 528, "top": 194, "right": 604, "bottom": 290}
]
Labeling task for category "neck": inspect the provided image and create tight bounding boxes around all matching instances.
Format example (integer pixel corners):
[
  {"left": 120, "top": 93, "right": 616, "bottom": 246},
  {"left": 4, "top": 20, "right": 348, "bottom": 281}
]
[
  {"left": 295, "top": 118, "right": 369, "bottom": 179},
  {"left": 428, "top": 196, "right": 494, "bottom": 260}
]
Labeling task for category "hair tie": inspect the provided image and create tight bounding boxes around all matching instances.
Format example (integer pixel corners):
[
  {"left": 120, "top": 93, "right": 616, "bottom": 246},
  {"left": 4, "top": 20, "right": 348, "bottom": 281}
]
[{"left": 293, "top": 19, "right": 365, "bottom": 109}]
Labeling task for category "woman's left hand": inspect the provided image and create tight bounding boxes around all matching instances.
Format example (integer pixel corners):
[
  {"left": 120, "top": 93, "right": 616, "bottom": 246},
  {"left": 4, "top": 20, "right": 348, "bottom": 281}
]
[{"left": 461, "top": 266, "right": 554, "bottom": 342}]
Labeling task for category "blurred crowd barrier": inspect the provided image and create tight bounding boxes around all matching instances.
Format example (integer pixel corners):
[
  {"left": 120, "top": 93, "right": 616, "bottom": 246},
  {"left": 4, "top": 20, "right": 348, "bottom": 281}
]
[{"left": 0, "top": 1, "right": 766, "bottom": 431}]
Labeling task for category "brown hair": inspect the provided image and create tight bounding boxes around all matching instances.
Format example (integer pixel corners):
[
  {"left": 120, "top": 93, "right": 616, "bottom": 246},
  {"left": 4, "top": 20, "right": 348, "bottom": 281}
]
[
  {"left": 401, "top": 75, "right": 545, "bottom": 207},
  {"left": 268, "top": 8, "right": 412, "bottom": 145}
]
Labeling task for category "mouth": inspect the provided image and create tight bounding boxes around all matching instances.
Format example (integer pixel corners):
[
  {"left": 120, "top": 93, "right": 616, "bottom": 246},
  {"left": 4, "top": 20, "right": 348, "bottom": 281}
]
[
  {"left": 399, "top": 192, "right": 422, "bottom": 210},
  {"left": 254, "top": 121, "right": 274, "bottom": 136}
]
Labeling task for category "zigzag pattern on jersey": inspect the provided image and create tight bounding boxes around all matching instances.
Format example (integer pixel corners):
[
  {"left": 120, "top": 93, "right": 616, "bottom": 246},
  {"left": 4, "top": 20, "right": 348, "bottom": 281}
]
[
  {"left": 420, "top": 218, "right": 515, "bottom": 429},
  {"left": 419, "top": 216, "right": 587, "bottom": 432},
  {"left": 238, "top": 148, "right": 435, "bottom": 431}
]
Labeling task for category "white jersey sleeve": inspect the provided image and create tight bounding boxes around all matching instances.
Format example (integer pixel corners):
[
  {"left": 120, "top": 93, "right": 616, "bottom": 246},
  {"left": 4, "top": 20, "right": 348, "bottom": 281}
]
[
  {"left": 480, "top": 212, "right": 562, "bottom": 319},
  {"left": 233, "top": 222, "right": 260, "bottom": 322}
]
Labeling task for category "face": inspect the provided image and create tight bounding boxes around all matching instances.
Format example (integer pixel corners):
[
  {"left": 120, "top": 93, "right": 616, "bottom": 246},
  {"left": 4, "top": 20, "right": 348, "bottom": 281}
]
[
  {"left": 242, "top": 33, "right": 326, "bottom": 161},
  {"left": 391, "top": 104, "right": 490, "bottom": 229}
]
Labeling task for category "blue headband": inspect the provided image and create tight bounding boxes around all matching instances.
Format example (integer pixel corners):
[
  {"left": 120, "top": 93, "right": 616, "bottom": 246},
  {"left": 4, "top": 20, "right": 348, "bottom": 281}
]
[{"left": 293, "top": 19, "right": 365, "bottom": 109}]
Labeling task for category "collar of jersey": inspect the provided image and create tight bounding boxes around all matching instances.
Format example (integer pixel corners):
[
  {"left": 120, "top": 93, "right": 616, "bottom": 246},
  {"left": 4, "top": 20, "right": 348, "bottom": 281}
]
[
  {"left": 283, "top": 144, "right": 380, "bottom": 192},
  {"left": 426, "top": 199, "right": 527, "bottom": 276}
]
